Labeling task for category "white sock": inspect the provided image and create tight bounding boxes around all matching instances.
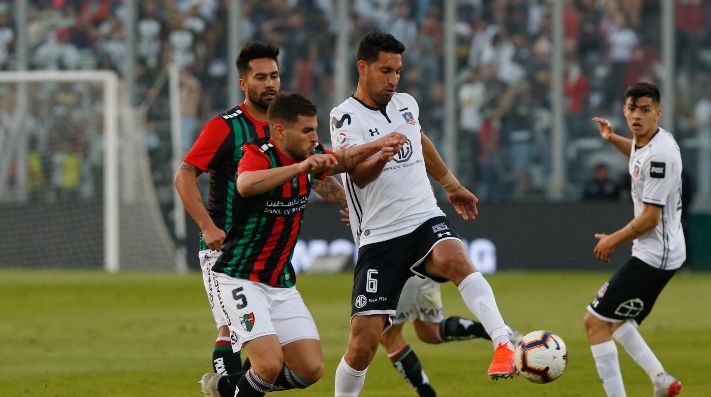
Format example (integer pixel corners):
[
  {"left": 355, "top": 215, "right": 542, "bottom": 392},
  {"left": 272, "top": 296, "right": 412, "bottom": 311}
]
[
  {"left": 335, "top": 356, "right": 367, "bottom": 397},
  {"left": 591, "top": 340, "right": 626, "bottom": 397},
  {"left": 613, "top": 321, "right": 664, "bottom": 381},
  {"left": 457, "top": 272, "right": 510, "bottom": 349}
]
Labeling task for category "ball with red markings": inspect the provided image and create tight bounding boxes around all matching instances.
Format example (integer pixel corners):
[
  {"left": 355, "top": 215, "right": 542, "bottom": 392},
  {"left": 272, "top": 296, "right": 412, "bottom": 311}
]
[{"left": 514, "top": 330, "right": 568, "bottom": 384}]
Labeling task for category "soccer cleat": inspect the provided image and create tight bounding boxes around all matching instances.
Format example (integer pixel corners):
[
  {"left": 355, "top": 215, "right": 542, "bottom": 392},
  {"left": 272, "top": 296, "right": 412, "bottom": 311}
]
[
  {"left": 653, "top": 373, "right": 682, "bottom": 397},
  {"left": 488, "top": 343, "right": 516, "bottom": 380},
  {"left": 199, "top": 372, "right": 223, "bottom": 397}
]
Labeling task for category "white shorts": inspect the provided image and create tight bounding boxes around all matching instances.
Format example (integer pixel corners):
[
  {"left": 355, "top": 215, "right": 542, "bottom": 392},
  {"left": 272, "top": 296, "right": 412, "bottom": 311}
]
[
  {"left": 392, "top": 276, "right": 444, "bottom": 326},
  {"left": 212, "top": 272, "right": 320, "bottom": 352},
  {"left": 200, "top": 249, "right": 228, "bottom": 329}
]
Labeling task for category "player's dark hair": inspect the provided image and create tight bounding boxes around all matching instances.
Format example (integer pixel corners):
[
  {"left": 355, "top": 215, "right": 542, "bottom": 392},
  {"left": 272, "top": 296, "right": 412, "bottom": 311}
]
[
  {"left": 624, "top": 82, "right": 660, "bottom": 104},
  {"left": 357, "top": 31, "right": 406, "bottom": 63},
  {"left": 235, "top": 41, "right": 280, "bottom": 78},
  {"left": 268, "top": 92, "right": 317, "bottom": 123}
]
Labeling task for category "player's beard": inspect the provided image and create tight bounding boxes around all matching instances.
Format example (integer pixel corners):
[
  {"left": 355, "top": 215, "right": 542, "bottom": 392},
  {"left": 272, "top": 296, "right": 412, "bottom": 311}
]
[
  {"left": 371, "top": 86, "right": 395, "bottom": 107},
  {"left": 247, "top": 87, "right": 276, "bottom": 111}
]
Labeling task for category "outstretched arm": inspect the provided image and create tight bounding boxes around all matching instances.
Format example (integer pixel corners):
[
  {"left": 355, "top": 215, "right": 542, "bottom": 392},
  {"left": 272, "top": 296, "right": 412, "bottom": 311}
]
[
  {"left": 421, "top": 131, "right": 479, "bottom": 221},
  {"left": 593, "top": 203, "right": 661, "bottom": 262},
  {"left": 237, "top": 154, "right": 338, "bottom": 197},
  {"left": 593, "top": 117, "right": 632, "bottom": 157},
  {"left": 336, "top": 132, "right": 406, "bottom": 186},
  {"left": 174, "top": 163, "right": 225, "bottom": 250}
]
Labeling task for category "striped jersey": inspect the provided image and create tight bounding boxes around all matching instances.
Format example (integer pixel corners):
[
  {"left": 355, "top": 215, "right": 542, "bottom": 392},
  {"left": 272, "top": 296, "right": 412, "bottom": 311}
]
[
  {"left": 329, "top": 93, "right": 444, "bottom": 247},
  {"left": 212, "top": 138, "right": 331, "bottom": 287},
  {"left": 629, "top": 127, "right": 685, "bottom": 270},
  {"left": 183, "top": 103, "right": 269, "bottom": 250}
]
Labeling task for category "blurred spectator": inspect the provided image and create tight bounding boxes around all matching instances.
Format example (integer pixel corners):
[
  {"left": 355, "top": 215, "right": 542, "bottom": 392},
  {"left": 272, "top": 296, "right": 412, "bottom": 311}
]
[
  {"left": 564, "top": 60, "right": 590, "bottom": 138},
  {"left": 27, "top": 136, "right": 46, "bottom": 201},
  {"left": 34, "top": 28, "right": 81, "bottom": 69},
  {"left": 582, "top": 163, "right": 620, "bottom": 201},
  {"left": 0, "top": 3, "right": 13, "bottom": 70},
  {"left": 179, "top": 67, "right": 201, "bottom": 154},
  {"left": 458, "top": 67, "right": 486, "bottom": 185}
]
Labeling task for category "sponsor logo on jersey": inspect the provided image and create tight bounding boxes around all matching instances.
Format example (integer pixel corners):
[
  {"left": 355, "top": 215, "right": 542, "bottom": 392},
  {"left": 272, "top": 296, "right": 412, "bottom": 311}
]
[
  {"left": 596, "top": 282, "right": 609, "bottom": 298},
  {"left": 402, "top": 111, "right": 416, "bottom": 125},
  {"left": 650, "top": 161, "right": 666, "bottom": 178},
  {"left": 432, "top": 222, "right": 449, "bottom": 233},
  {"left": 331, "top": 114, "right": 352, "bottom": 130},
  {"left": 355, "top": 294, "right": 367, "bottom": 309},
  {"left": 240, "top": 312, "right": 255, "bottom": 332},
  {"left": 336, "top": 131, "right": 352, "bottom": 149},
  {"left": 614, "top": 298, "right": 644, "bottom": 318},
  {"left": 369, "top": 128, "right": 380, "bottom": 136},
  {"left": 393, "top": 139, "right": 413, "bottom": 163}
]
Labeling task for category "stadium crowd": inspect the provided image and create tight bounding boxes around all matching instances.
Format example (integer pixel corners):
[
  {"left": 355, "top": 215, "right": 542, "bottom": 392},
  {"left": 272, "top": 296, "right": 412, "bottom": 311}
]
[{"left": 0, "top": 0, "right": 709, "bottom": 203}]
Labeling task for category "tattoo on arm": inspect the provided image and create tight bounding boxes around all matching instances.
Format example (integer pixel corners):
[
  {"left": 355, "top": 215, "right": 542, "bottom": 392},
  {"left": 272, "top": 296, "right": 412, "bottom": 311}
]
[
  {"left": 179, "top": 162, "right": 201, "bottom": 176},
  {"left": 313, "top": 177, "right": 347, "bottom": 206}
]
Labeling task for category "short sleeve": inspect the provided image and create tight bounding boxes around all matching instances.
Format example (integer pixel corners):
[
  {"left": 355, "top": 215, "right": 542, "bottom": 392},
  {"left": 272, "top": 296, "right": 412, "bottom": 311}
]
[
  {"left": 329, "top": 108, "right": 364, "bottom": 151},
  {"left": 183, "top": 117, "right": 231, "bottom": 172},
  {"left": 238, "top": 144, "right": 271, "bottom": 174},
  {"left": 642, "top": 154, "right": 673, "bottom": 206}
]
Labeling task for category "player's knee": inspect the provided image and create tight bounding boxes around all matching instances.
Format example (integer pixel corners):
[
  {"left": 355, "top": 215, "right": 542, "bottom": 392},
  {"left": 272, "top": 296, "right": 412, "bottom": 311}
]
[
  {"left": 251, "top": 356, "right": 284, "bottom": 383},
  {"left": 346, "top": 339, "right": 379, "bottom": 369},
  {"left": 298, "top": 359, "right": 324, "bottom": 385},
  {"left": 217, "top": 325, "right": 230, "bottom": 337}
]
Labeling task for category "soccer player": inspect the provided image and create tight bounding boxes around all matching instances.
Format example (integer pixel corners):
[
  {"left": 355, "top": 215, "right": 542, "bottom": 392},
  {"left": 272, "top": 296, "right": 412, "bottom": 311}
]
[
  {"left": 174, "top": 42, "right": 346, "bottom": 379},
  {"left": 585, "top": 82, "right": 684, "bottom": 397},
  {"left": 200, "top": 91, "right": 405, "bottom": 397},
  {"left": 383, "top": 275, "right": 522, "bottom": 397},
  {"left": 330, "top": 31, "right": 516, "bottom": 397}
]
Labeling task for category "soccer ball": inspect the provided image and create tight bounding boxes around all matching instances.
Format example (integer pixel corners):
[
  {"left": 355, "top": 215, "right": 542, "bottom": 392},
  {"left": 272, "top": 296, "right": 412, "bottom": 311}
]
[{"left": 514, "top": 330, "right": 568, "bottom": 384}]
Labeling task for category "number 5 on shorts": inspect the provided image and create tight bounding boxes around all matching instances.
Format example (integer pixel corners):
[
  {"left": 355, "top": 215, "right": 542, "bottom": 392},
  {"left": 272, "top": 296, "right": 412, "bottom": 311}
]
[
  {"left": 232, "top": 287, "right": 248, "bottom": 309},
  {"left": 366, "top": 269, "right": 378, "bottom": 293}
]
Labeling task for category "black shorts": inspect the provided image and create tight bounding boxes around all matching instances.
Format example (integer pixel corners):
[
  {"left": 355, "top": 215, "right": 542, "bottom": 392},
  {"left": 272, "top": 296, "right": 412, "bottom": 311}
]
[
  {"left": 350, "top": 216, "right": 462, "bottom": 319},
  {"left": 587, "top": 256, "right": 676, "bottom": 325}
]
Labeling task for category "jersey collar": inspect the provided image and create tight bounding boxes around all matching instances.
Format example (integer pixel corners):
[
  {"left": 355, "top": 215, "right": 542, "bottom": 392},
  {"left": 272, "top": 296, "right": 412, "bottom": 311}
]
[
  {"left": 239, "top": 102, "right": 269, "bottom": 127},
  {"left": 350, "top": 95, "right": 392, "bottom": 123}
]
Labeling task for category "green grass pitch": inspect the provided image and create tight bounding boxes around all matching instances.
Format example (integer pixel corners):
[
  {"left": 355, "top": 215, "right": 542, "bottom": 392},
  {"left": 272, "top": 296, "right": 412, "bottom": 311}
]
[{"left": 1, "top": 269, "right": 709, "bottom": 396}]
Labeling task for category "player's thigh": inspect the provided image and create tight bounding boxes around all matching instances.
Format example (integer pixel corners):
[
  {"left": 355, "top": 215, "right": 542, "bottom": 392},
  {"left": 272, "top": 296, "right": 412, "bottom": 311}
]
[
  {"left": 212, "top": 273, "right": 276, "bottom": 351},
  {"left": 270, "top": 287, "right": 320, "bottom": 346},
  {"left": 200, "top": 249, "right": 228, "bottom": 328},
  {"left": 425, "top": 239, "right": 475, "bottom": 281},
  {"left": 587, "top": 257, "right": 676, "bottom": 325}
]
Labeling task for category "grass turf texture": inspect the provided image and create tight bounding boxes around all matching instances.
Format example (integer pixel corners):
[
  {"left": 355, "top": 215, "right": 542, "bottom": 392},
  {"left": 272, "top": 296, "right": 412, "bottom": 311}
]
[{"left": 1, "top": 270, "right": 709, "bottom": 396}]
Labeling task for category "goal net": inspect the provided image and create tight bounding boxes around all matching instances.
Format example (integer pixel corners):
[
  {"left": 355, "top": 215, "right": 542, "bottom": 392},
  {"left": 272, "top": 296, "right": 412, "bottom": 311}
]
[{"left": 0, "top": 71, "right": 176, "bottom": 272}]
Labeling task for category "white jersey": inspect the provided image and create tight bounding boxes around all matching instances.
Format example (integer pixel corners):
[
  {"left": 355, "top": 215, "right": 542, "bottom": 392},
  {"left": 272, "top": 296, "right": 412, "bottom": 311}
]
[
  {"left": 629, "top": 128, "right": 685, "bottom": 270},
  {"left": 330, "top": 93, "right": 444, "bottom": 247}
]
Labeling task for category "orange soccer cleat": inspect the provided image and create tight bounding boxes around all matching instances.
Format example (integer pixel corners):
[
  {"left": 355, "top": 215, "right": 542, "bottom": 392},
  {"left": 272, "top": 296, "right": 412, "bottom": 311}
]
[{"left": 487, "top": 342, "right": 515, "bottom": 380}]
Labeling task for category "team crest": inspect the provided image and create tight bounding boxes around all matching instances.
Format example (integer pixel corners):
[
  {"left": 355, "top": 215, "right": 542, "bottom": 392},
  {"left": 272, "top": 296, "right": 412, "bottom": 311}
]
[
  {"left": 240, "top": 312, "right": 255, "bottom": 332},
  {"left": 632, "top": 164, "right": 640, "bottom": 179},
  {"left": 596, "top": 282, "right": 609, "bottom": 298},
  {"left": 432, "top": 222, "right": 449, "bottom": 233},
  {"left": 614, "top": 298, "right": 644, "bottom": 318},
  {"left": 402, "top": 112, "right": 416, "bottom": 125}
]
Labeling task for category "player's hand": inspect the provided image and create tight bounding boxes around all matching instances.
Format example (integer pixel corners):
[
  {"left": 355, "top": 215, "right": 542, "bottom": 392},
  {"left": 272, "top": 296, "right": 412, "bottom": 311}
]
[
  {"left": 300, "top": 153, "right": 338, "bottom": 174},
  {"left": 593, "top": 233, "right": 615, "bottom": 263},
  {"left": 378, "top": 132, "right": 407, "bottom": 149},
  {"left": 203, "top": 224, "right": 226, "bottom": 251},
  {"left": 447, "top": 185, "right": 479, "bottom": 221},
  {"left": 592, "top": 117, "right": 614, "bottom": 142},
  {"left": 339, "top": 207, "right": 350, "bottom": 227},
  {"left": 379, "top": 145, "right": 399, "bottom": 162}
]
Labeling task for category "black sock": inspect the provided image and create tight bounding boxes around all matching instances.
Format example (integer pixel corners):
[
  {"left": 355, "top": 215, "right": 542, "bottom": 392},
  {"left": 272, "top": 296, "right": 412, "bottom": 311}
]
[
  {"left": 440, "top": 316, "right": 489, "bottom": 341},
  {"left": 212, "top": 336, "right": 242, "bottom": 374},
  {"left": 233, "top": 368, "right": 273, "bottom": 396},
  {"left": 218, "top": 371, "right": 245, "bottom": 396},
  {"left": 273, "top": 365, "right": 313, "bottom": 390},
  {"left": 389, "top": 345, "right": 436, "bottom": 397}
]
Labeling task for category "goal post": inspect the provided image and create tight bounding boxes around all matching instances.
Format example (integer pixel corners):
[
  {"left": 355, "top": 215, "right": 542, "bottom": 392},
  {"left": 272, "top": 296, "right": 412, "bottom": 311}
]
[{"left": 0, "top": 70, "right": 176, "bottom": 272}]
